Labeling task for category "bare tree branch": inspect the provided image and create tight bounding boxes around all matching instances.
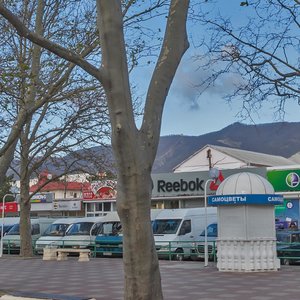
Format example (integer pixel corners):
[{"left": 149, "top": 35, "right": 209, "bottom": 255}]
[{"left": 0, "top": 4, "right": 104, "bottom": 83}]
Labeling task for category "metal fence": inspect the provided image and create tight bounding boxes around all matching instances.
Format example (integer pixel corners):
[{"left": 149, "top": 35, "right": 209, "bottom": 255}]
[
  {"left": 90, "top": 240, "right": 218, "bottom": 261},
  {"left": 4, "top": 238, "right": 300, "bottom": 266},
  {"left": 277, "top": 241, "right": 300, "bottom": 265},
  {"left": 2, "top": 238, "right": 218, "bottom": 261}
]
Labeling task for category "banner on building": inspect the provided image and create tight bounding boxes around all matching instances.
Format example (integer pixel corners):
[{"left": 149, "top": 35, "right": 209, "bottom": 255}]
[
  {"left": 52, "top": 200, "right": 81, "bottom": 211},
  {"left": 267, "top": 169, "right": 300, "bottom": 192},
  {"left": 151, "top": 168, "right": 266, "bottom": 197},
  {"left": 30, "top": 192, "right": 55, "bottom": 203},
  {"left": 0, "top": 202, "right": 18, "bottom": 213},
  {"left": 83, "top": 180, "right": 117, "bottom": 200}
]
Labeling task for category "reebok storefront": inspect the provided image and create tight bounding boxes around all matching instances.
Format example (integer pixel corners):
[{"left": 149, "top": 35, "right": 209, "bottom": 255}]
[{"left": 151, "top": 168, "right": 266, "bottom": 209}]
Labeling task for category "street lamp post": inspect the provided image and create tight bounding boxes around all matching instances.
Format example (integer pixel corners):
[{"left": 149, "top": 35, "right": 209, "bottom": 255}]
[
  {"left": 0, "top": 193, "right": 14, "bottom": 258},
  {"left": 0, "top": 186, "right": 19, "bottom": 258},
  {"left": 204, "top": 179, "right": 214, "bottom": 267},
  {"left": 204, "top": 168, "right": 219, "bottom": 267}
]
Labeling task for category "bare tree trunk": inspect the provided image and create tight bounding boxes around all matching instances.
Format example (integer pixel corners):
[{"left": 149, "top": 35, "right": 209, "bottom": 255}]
[
  {"left": 19, "top": 180, "right": 32, "bottom": 257},
  {"left": 118, "top": 171, "right": 162, "bottom": 300},
  {"left": 96, "top": 3, "right": 163, "bottom": 296},
  {"left": 97, "top": 2, "right": 189, "bottom": 299},
  {"left": 19, "top": 128, "right": 33, "bottom": 257},
  {"left": 18, "top": 0, "right": 44, "bottom": 257},
  {"left": 0, "top": 0, "right": 190, "bottom": 298}
]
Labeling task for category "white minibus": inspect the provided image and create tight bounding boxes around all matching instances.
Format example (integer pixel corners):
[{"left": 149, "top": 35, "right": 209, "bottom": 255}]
[
  {"left": 35, "top": 218, "right": 79, "bottom": 254},
  {"left": 0, "top": 217, "right": 20, "bottom": 239},
  {"left": 152, "top": 207, "right": 217, "bottom": 260},
  {"left": 59, "top": 216, "right": 105, "bottom": 249},
  {"left": 2, "top": 218, "right": 57, "bottom": 254},
  {"left": 190, "top": 222, "right": 218, "bottom": 261}
]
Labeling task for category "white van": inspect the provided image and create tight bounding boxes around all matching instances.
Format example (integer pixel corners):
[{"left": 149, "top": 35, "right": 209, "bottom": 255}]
[
  {"left": 94, "top": 212, "right": 121, "bottom": 236},
  {"left": 94, "top": 209, "right": 163, "bottom": 257},
  {"left": 0, "top": 217, "right": 20, "bottom": 239},
  {"left": 152, "top": 207, "right": 217, "bottom": 260},
  {"left": 2, "top": 218, "right": 57, "bottom": 254},
  {"left": 190, "top": 222, "right": 218, "bottom": 261},
  {"left": 93, "top": 210, "right": 163, "bottom": 237},
  {"left": 35, "top": 218, "right": 79, "bottom": 254},
  {"left": 59, "top": 216, "right": 105, "bottom": 249}
]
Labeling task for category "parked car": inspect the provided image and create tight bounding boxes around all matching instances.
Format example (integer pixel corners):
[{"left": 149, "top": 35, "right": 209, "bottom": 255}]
[
  {"left": 2, "top": 218, "right": 57, "bottom": 254},
  {"left": 58, "top": 216, "right": 104, "bottom": 250},
  {"left": 94, "top": 210, "right": 162, "bottom": 257},
  {"left": 276, "top": 230, "right": 300, "bottom": 265},
  {"left": 0, "top": 217, "right": 20, "bottom": 239},
  {"left": 35, "top": 218, "right": 79, "bottom": 254},
  {"left": 190, "top": 223, "right": 218, "bottom": 261},
  {"left": 153, "top": 207, "right": 217, "bottom": 261},
  {"left": 94, "top": 219, "right": 122, "bottom": 257}
]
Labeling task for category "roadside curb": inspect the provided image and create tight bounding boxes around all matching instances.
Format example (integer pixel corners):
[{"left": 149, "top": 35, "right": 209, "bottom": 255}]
[
  {"left": 0, "top": 296, "right": 48, "bottom": 300},
  {"left": 0, "top": 291, "right": 96, "bottom": 300}
]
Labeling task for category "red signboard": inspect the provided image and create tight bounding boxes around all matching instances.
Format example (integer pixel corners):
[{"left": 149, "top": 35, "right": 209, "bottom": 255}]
[
  {"left": 82, "top": 180, "right": 117, "bottom": 200},
  {"left": 0, "top": 202, "right": 18, "bottom": 213},
  {"left": 209, "top": 171, "right": 225, "bottom": 191}
]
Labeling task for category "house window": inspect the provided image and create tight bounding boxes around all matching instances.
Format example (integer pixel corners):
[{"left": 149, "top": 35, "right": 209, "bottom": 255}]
[
  {"left": 95, "top": 203, "right": 102, "bottom": 211},
  {"left": 86, "top": 203, "right": 94, "bottom": 212},
  {"left": 103, "top": 202, "right": 111, "bottom": 211},
  {"left": 85, "top": 202, "right": 114, "bottom": 217}
]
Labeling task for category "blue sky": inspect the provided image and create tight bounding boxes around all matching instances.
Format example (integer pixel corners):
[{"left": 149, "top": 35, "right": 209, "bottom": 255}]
[
  {"left": 130, "top": 0, "right": 300, "bottom": 137},
  {"left": 134, "top": 57, "right": 300, "bottom": 136},
  {"left": 160, "top": 56, "right": 300, "bottom": 136}
]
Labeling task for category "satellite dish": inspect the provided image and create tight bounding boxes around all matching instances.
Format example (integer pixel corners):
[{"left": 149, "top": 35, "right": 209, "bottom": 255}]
[{"left": 209, "top": 168, "right": 219, "bottom": 179}]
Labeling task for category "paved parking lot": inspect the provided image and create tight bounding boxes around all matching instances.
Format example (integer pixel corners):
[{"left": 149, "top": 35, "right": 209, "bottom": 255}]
[{"left": 1, "top": 256, "right": 300, "bottom": 300}]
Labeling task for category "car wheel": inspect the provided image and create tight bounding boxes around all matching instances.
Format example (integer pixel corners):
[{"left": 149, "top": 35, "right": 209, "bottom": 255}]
[
  {"left": 190, "top": 255, "right": 200, "bottom": 261},
  {"left": 282, "top": 258, "right": 290, "bottom": 265},
  {"left": 209, "top": 254, "right": 215, "bottom": 262},
  {"left": 174, "top": 249, "right": 184, "bottom": 261}
]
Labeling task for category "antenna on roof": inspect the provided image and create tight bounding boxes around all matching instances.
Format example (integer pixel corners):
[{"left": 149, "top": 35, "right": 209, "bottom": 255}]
[{"left": 207, "top": 149, "right": 212, "bottom": 169}]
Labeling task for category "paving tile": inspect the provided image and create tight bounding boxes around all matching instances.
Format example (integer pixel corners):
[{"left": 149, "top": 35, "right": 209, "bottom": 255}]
[{"left": 1, "top": 257, "right": 300, "bottom": 300}]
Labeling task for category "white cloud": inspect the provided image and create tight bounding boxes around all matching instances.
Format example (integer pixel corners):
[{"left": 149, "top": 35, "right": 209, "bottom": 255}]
[{"left": 170, "top": 53, "right": 244, "bottom": 110}]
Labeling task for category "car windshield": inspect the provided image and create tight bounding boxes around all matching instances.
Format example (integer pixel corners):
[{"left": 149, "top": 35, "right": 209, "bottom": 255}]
[
  {"left": 152, "top": 219, "right": 181, "bottom": 234},
  {"left": 96, "top": 222, "right": 122, "bottom": 236},
  {"left": 200, "top": 223, "right": 218, "bottom": 237},
  {"left": 66, "top": 222, "right": 94, "bottom": 236},
  {"left": 43, "top": 223, "right": 70, "bottom": 237},
  {"left": 0, "top": 225, "right": 14, "bottom": 236},
  {"left": 277, "top": 232, "right": 300, "bottom": 243},
  {"left": 291, "top": 233, "right": 300, "bottom": 243},
  {"left": 277, "top": 233, "right": 290, "bottom": 243},
  {"left": 6, "top": 224, "right": 20, "bottom": 235}
]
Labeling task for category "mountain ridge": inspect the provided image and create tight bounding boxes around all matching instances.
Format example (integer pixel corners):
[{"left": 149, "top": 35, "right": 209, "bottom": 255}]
[
  {"left": 152, "top": 121, "right": 300, "bottom": 173},
  {"left": 14, "top": 121, "right": 299, "bottom": 178}
]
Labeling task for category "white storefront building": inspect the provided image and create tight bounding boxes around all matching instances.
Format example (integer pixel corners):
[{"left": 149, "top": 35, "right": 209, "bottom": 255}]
[
  {"left": 83, "top": 144, "right": 296, "bottom": 215},
  {"left": 11, "top": 144, "right": 298, "bottom": 217},
  {"left": 150, "top": 144, "right": 295, "bottom": 209}
]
